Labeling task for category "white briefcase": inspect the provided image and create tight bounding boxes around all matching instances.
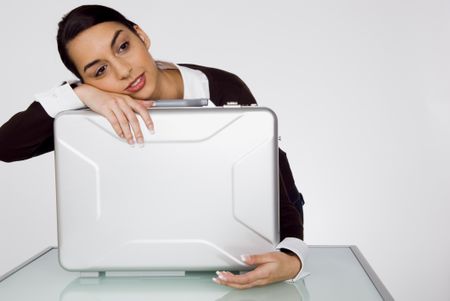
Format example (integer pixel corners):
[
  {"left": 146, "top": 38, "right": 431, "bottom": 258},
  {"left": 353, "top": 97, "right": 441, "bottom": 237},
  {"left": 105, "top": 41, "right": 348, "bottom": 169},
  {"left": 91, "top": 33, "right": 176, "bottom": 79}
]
[{"left": 54, "top": 104, "right": 279, "bottom": 273}]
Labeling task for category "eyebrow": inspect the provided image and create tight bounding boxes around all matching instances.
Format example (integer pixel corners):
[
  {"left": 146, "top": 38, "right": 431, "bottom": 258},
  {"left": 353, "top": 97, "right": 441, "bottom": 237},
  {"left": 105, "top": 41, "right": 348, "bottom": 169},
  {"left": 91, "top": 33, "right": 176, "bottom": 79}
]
[{"left": 83, "top": 29, "right": 124, "bottom": 73}]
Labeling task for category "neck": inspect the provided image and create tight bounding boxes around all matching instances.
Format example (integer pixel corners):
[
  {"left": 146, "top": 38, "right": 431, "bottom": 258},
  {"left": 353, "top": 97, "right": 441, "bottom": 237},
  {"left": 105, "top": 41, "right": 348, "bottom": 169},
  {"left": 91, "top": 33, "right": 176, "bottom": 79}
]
[{"left": 152, "top": 69, "right": 184, "bottom": 99}]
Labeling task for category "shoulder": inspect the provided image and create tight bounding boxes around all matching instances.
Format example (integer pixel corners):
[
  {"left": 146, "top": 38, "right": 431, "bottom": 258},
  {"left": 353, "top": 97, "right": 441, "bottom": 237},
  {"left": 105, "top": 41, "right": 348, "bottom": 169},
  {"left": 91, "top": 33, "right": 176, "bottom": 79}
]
[
  {"left": 178, "top": 64, "right": 257, "bottom": 106},
  {"left": 177, "top": 63, "right": 240, "bottom": 84}
]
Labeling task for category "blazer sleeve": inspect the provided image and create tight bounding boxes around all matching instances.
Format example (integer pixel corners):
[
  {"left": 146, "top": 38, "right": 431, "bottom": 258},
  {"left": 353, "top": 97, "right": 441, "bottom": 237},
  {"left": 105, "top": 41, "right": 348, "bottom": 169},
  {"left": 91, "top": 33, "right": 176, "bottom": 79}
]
[
  {"left": 0, "top": 101, "right": 55, "bottom": 162},
  {"left": 279, "top": 149, "right": 304, "bottom": 240}
]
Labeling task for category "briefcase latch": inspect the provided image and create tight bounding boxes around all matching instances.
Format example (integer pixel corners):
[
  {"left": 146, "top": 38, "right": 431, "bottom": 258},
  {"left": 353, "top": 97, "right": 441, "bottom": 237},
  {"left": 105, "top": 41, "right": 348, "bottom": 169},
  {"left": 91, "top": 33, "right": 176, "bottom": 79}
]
[
  {"left": 224, "top": 101, "right": 241, "bottom": 107},
  {"left": 224, "top": 102, "right": 258, "bottom": 107}
]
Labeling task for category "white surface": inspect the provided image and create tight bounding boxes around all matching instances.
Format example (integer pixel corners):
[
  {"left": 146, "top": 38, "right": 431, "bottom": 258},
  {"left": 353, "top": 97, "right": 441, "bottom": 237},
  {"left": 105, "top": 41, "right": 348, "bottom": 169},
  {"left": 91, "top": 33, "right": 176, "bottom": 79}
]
[{"left": 0, "top": 1, "right": 449, "bottom": 300}]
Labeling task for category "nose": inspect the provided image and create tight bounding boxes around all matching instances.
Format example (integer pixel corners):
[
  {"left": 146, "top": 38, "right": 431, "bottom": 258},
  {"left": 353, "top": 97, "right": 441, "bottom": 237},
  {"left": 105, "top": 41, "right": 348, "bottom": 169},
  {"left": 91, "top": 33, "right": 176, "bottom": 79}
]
[{"left": 114, "top": 58, "right": 132, "bottom": 80}]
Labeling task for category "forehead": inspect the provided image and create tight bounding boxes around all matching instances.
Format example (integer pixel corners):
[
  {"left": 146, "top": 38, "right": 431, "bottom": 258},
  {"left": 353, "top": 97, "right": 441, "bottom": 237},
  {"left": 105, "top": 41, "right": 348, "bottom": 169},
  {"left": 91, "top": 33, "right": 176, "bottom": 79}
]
[{"left": 67, "top": 21, "right": 132, "bottom": 65}]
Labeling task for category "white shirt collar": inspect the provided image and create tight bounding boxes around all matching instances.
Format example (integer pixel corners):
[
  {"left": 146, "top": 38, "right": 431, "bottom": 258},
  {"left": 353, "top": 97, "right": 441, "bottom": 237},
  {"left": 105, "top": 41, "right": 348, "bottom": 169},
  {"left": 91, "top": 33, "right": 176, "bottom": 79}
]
[{"left": 155, "top": 60, "right": 212, "bottom": 105}]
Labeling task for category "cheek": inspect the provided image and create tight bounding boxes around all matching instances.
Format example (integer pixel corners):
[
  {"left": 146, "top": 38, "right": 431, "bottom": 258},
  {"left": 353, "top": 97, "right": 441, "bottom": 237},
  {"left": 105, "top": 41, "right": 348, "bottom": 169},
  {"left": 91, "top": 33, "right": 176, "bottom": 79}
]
[
  {"left": 132, "top": 50, "right": 153, "bottom": 68},
  {"left": 88, "top": 76, "right": 123, "bottom": 93},
  {"left": 135, "top": 51, "right": 158, "bottom": 81},
  {"left": 131, "top": 42, "right": 153, "bottom": 64}
]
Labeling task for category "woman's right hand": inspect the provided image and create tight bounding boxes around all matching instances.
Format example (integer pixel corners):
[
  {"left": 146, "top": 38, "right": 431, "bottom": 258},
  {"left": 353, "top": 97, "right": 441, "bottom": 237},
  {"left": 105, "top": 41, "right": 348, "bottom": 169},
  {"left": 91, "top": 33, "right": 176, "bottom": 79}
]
[{"left": 73, "top": 83, "right": 155, "bottom": 145}]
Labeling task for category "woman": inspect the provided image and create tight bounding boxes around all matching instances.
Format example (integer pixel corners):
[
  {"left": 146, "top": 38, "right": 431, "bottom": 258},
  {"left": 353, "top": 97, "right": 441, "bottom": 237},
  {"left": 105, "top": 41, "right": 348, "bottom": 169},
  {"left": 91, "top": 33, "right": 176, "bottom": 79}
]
[{"left": 0, "top": 5, "right": 306, "bottom": 288}]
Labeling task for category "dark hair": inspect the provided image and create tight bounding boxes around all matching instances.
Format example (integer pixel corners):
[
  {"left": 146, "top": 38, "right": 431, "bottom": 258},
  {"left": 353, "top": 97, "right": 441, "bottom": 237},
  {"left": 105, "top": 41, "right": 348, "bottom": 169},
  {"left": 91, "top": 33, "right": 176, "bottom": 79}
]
[{"left": 57, "top": 5, "right": 137, "bottom": 80}]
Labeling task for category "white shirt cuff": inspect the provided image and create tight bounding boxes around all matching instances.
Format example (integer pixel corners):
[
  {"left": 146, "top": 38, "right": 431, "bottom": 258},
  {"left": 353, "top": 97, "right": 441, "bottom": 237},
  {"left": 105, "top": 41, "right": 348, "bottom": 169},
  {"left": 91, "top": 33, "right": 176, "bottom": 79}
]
[
  {"left": 276, "top": 237, "right": 309, "bottom": 282},
  {"left": 35, "top": 82, "right": 85, "bottom": 118}
]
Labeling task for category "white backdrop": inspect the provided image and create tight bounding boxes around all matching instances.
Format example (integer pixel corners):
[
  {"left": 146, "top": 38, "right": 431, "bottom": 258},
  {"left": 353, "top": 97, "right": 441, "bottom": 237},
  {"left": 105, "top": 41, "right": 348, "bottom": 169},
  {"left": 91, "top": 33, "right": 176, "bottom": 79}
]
[{"left": 1, "top": 1, "right": 449, "bottom": 300}]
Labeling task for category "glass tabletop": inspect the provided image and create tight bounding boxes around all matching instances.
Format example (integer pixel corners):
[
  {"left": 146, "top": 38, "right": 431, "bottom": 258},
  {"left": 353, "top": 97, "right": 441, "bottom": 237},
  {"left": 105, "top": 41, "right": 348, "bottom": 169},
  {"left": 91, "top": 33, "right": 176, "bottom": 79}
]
[{"left": 0, "top": 246, "right": 393, "bottom": 301}]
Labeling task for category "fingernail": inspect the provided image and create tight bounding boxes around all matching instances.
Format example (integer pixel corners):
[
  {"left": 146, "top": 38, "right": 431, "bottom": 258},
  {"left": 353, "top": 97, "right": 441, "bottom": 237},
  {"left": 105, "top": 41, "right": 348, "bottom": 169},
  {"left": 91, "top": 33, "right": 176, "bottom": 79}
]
[
  {"left": 217, "top": 272, "right": 226, "bottom": 281},
  {"left": 241, "top": 254, "right": 249, "bottom": 262},
  {"left": 148, "top": 128, "right": 155, "bottom": 135},
  {"left": 212, "top": 277, "right": 219, "bottom": 283},
  {"left": 137, "top": 137, "right": 144, "bottom": 145}
]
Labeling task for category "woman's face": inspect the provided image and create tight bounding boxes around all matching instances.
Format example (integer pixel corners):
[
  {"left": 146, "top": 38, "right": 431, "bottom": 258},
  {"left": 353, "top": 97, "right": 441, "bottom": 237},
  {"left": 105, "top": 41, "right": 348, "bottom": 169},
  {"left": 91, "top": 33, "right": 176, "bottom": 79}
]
[{"left": 66, "top": 21, "right": 159, "bottom": 100}]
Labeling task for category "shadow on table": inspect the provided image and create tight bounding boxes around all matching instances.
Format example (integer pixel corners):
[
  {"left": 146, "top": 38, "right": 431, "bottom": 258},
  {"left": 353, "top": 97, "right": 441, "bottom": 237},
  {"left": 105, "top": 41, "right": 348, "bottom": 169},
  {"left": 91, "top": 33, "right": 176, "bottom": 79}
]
[{"left": 60, "top": 273, "right": 310, "bottom": 301}]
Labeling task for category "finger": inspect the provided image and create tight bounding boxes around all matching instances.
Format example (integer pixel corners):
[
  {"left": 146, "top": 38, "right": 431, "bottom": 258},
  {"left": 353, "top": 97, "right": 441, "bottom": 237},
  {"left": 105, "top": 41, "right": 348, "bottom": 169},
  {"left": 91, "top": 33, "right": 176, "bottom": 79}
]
[
  {"left": 129, "top": 101, "right": 155, "bottom": 133},
  {"left": 241, "top": 252, "right": 276, "bottom": 265},
  {"left": 212, "top": 275, "right": 266, "bottom": 289},
  {"left": 117, "top": 100, "right": 144, "bottom": 145},
  {"left": 221, "top": 270, "right": 269, "bottom": 288},
  {"left": 103, "top": 109, "right": 124, "bottom": 139},
  {"left": 136, "top": 99, "right": 155, "bottom": 109},
  {"left": 223, "top": 280, "right": 266, "bottom": 289},
  {"left": 111, "top": 104, "right": 134, "bottom": 144},
  {"left": 216, "top": 269, "right": 268, "bottom": 285}
]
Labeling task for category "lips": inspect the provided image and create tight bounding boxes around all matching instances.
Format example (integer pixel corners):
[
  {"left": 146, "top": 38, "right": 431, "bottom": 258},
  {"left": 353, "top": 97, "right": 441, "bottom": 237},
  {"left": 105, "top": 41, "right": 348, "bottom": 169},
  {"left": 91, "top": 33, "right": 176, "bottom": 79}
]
[{"left": 125, "top": 73, "right": 145, "bottom": 93}]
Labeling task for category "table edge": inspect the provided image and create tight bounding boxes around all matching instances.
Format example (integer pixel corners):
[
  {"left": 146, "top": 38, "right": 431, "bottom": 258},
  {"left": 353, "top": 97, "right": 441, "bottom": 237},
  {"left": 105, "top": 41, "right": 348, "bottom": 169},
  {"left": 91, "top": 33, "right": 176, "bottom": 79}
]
[
  {"left": 0, "top": 246, "right": 56, "bottom": 282},
  {"left": 349, "top": 245, "right": 395, "bottom": 301}
]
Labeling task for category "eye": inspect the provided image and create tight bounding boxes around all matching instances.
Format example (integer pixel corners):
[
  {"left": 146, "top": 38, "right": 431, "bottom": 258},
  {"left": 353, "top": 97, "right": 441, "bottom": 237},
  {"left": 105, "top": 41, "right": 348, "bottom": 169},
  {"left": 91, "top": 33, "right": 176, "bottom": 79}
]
[
  {"left": 95, "top": 65, "right": 107, "bottom": 77},
  {"left": 118, "top": 41, "right": 129, "bottom": 53}
]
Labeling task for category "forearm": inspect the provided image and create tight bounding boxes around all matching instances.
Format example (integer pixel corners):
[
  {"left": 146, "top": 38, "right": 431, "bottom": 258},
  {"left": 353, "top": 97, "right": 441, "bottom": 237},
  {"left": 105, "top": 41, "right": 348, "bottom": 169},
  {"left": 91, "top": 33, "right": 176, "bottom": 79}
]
[
  {"left": 277, "top": 148, "right": 307, "bottom": 281},
  {"left": 0, "top": 101, "right": 54, "bottom": 162},
  {"left": 276, "top": 237, "right": 308, "bottom": 282},
  {"left": 36, "top": 81, "right": 85, "bottom": 117},
  {"left": 0, "top": 81, "right": 87, "bottom": 163}
]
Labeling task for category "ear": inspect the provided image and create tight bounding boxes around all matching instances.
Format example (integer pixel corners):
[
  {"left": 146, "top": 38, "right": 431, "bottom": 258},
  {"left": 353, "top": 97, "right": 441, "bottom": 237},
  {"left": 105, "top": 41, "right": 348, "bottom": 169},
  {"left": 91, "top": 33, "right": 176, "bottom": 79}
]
[{"left": 133, "top": 24, "right": 151, "bottom": 49}]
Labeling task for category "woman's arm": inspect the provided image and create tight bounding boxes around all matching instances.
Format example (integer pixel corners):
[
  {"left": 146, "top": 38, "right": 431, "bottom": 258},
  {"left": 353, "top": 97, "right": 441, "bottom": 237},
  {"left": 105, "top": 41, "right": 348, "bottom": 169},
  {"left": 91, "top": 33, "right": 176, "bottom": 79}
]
[
  {"left": 0, "top": 83, "right": 155, "bottom": 163},
  {"left": 187, "top": 64, "right": 306, "bottom": 237},
  {"left": 213, "top": 159, "right": 308, "bottom": 289},
  {"left": 184, "top": 64, "right": 308, "bottom": 288},
  {"left": 73, "top": 84, "right": 155, "bottom": 145},
  {"left": 0, "top": 101, "right": 54, "bottom": 162},
  {"left": 38, "top": 82, "right": 155, "bottom": 145}
]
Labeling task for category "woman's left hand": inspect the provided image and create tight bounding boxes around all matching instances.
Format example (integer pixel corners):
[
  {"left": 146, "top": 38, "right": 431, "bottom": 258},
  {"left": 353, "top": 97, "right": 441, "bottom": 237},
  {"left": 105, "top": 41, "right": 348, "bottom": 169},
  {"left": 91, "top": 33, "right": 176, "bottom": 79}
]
[{"left": 213, "top": 251, "right": 301, "bottom": 289}]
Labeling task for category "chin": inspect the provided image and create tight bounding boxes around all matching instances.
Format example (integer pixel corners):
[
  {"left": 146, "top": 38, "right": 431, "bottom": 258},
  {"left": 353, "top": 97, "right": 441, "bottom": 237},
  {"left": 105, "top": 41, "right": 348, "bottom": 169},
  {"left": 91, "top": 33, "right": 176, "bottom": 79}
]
[
  {"left": 133, "top": 86, "right": 153, "bottom": 100},
  {"left": 144, "top": 84, "right": 154, "bottom": 98}
]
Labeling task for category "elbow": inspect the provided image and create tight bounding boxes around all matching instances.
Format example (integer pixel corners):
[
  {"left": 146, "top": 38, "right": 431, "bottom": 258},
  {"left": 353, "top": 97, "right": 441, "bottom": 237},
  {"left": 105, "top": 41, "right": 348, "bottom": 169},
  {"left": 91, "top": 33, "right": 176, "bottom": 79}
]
[
  {"left": 0, "top": 159, "right": 15, "bottom": 163},
  {"left": 0, "top": 144, "right": 30, "bottom": 163},
  {"left": 0, "top": 157, "right": 16, "bottom": 163},
  {"left": 0, "top": 150, "right": 17, "bottom": 163},
  {"left": 0, "top": 126, "right": 30, "bottom": 163},
  {"left": 0, "top": 128, "right": 14, "bottom": 162},
  {"left": 0, "top": 137, "right": 19, "bottom": 163},
  {"left": 0, "top": 139, "right": 11, "bottom": 162},
  {"left": 0, "top": 148, "right": 28, "bottom": 163}
]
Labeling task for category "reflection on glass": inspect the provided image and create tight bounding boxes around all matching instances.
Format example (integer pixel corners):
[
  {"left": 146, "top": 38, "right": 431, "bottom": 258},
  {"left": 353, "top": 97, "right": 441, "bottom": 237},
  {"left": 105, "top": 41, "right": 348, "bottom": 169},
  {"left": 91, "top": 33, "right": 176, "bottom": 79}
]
[{"left": 60, "top": 273, "right": 310, "bottom": 301}]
